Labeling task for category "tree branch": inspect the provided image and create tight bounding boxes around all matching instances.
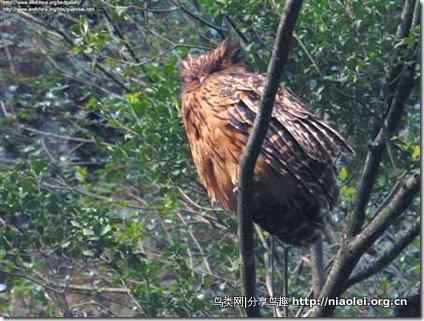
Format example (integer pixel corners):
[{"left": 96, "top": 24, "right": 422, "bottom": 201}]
[
  {"left": 237, "top": 0, "right": 304, "bottom": 317},
  {"left": 345, "top": 218, "right": 420, "bottom": 289},
  {"left": 101, "top": 6, "right": 140, "bottom": 63},
  {"left": 312, "top": 22, "right": 418, "bottom": 313},
  {"left": 397, "top": 0, "right": 416, "bottom": 39},
  {"left": 412, "top": 0, "right": 420, "bottom": 27},
  {"left": 310, "top": 235, "right": 324, "bottom": 298},
  {"left": 311, "top": 174, "right": 419, "bottom": 317},
  {"left": 17, "top": 11, "right": 131, "bottom": 93},
  {"left": 347, "top": 0, "right": 418, "bottom": 237},
  {"left": 348, "top": 60, "right": 417, "bottom": 237},
  {"left": 350, "top": 174, "right": 420, "bottom": 254},
  {"left": 224, "top": 15, "right": 249, "bottom": 46},
  {"left": 282, "top": 246, "right": 290, "bottom": 317},
  {"left": 169, "top": 0, "right": 226, "bottom": 38}
]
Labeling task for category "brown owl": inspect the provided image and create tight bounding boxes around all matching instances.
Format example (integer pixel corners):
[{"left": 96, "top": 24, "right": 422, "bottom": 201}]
[{"left": 180, "top": 39, "right": 353, "bottom": 246}]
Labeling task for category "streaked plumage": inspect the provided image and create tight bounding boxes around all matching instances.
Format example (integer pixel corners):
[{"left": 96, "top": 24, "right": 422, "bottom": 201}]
[{"left": 180, "top": 40, "right": 353, "bottom": 246}]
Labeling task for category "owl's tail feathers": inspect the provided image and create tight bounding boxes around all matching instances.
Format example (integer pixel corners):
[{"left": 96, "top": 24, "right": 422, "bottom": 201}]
[{"left": 253, "top": 199, "right": 325, "bottom": 247}]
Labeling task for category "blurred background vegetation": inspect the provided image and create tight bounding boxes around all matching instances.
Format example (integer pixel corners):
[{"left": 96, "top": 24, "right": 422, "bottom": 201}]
[{"left": 0, "top": 0, "right": 420, "bottom": 317}]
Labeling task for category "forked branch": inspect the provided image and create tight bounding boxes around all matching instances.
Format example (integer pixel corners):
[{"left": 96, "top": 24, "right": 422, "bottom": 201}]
[{"left": 348, "top": 0, "right": 418, "bottom": 237}]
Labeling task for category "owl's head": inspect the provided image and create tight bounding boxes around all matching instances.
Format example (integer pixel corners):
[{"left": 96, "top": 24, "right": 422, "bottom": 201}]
[{"left": 180, "top": 38, "right": 245, "bottom": 86}]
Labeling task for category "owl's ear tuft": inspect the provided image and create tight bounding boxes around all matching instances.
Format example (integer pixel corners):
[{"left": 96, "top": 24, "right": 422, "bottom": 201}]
[
  {"left": 180, "top": 38, "right": 246, "bottom": 83},
  {"left": 218, "top": 37, "right": 244, "bottom": 64}
]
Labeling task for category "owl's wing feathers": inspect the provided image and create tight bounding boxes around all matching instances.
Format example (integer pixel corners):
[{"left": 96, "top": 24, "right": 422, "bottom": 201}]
[
  {"left": 227, "top": 97, "right": 337, "bottom": 208},
  {"left": 212, "top": 72, "right": 353, "bottom": 208},
  {"left": 233, "top": 74, "right": 353, "bottom": 161}
]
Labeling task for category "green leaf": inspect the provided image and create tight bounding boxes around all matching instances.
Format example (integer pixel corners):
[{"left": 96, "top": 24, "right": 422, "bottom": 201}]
[
  {"left": 341, "top": 186, "right": 356, "bottom": 200},
  {"left": 61, "top": 241, "right": 71, "bottom": 249},
  {"left": 411, "top": 145, "right": 420, "bottom": 161},
  {"left": 82, "top": 228, "right": 95, "bottom": 236},
  {"left": 100, "top": 224, "right": 112, "bottom": 236},
  {"left": 338, "top": 166, "right": 349, "bottom": 181},
  {"left": 70, "top": 220, "right": 81, "bottom": 228},
  {"left": 75, "top": 166, "right": 88, "bottom": 183},
  {"left": 82, "top": 249, "right": 95, "bottom": 257}
]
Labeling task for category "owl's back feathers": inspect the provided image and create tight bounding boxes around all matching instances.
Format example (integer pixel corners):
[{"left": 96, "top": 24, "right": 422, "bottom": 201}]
[{"left": 180, "top": 40, "right": 353, "bottom": 246}]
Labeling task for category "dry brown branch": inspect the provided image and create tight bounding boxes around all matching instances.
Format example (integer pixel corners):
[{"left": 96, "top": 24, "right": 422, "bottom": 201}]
[
  {"left": 311, "top": 174, "right": 420, "bottom": 316},
  {"left": 310, "top": 235, "right": 324, "bottom": 299},
  {"left": 169, "top": 0, "right": 226, "bottom": 38},
  {"left": 18, "top": 125, "right": 96, "bottom": 144},
  {"left": 345, "top": 218, "right": 420, "bottom": 289},
  {"left": 348, "top": 0, "right": 418, "bottom": 237},
  {"left": 176, "top": 212, "right": 213, "bottom": 274},
  {"left": 237, "top": 0, "right": 304, "bottom": 316},
  {"left": 1, "top": 270, "right": 130, "bottom": 294},
  {"left": 350, "top": 174, "right": 420, "bottom": 254}
]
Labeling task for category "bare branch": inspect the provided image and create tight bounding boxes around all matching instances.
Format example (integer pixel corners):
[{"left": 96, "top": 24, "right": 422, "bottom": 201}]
[
  {"left": 348, "top": 62, "right": 417, "bottom": 237},
  {"left": 350, "top": 174, "right": 420, "bottom": 254},
  {"left": 237, "top": 0, "right": 304, "bottom": 317},
  {"left": 293, "top": 33, "right": 322, "bottom": 75},
  {"left": 412, "top": 0, "right": 420, "bottom": 27},
  {"left": 1, "top": 270, "right": 64, "bottom": 294},
  {"left": 282, "top": 246, "right": 290, "bottom": 317},
  {"left": 396, "top": 0, "right": 416, "bottom": 39},
  {"left": 345, "top": 219, "right": 420, "bottom": 289},
  {"left": 39, "top": 45, "right": 125, "bottom": 100},
  {"left": 18, "top": 125, "right": 96, "bottom": 144},
  {"left": 1, "top": 270, "right": 130, "bottom": 294},
  {"left": 311, "top": 174, "right": 419, "bottom": 317},
  {"left": 176, "top": 212, "right": 213, "bottom": 275},
  {"left": 224, "top": 15, "right": 249, "bottom": 46},
  {"left": 348, "top": 0, "right": 418, "bottom": 237},
  {"left": 101, "top": 6, "right": 140, "bottom": 63},
  {"left": 169, "top": 0, "right": 226, "bottom": 38},
  {"left": 263, "top": 236, "right": 283, "bottom": 317}
]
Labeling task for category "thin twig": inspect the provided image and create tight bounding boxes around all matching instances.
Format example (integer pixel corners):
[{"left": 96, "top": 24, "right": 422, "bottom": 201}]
[
  {"left": 348, "top": 0, "right": 418, "bottom": 237},
  {"left": 345, "top": 219, "right": 420, "bottom": 289},
  {"left": 311, "top": 174, "right": 419, "bottom": 317},
  {"left": 293, "top": 33, "right": 321, "bottom": 75},
  {"left": 176, "top": 213, "right": 213, "bottom": 275},
  {"left": 295, "top": 289, "right": 314, "bottom": 317},
  {"left": 282, "top": 246, "right": 290, "bottom": 317},
  {"left": 17, "top": 11, "right": 131, "bottom": 93},
  {"left": 178, "top": 187, "right": 223, "bottom": 212},
  {"left": 38, "top": 44, "right": 124, "bottom": 100},
  {"left": 224, "top": 15, "right": 249, "bottom": 45},
  {"left": 348, "top": 62, "right": 417, "bottom": 237},
  {"left": 310, "top": 235, "right": 324, "bottom": 299},
  {"left": 5, "top": 45, "right": 16, "bottom": 75},
  {"left": 1, "top": 270, "right": 130, "bottom": 294},
  {"left": 1, "top": 270, "right": 64, "bottom": 294},
  {"left": 121, "top": 279, "right": 145, "bottom": 315},
  {"left": 0, "top": 100, "right": 9, "bottom": 117},
  {"left": 263, "top": 237, "right": 283, "bottom": 317},
  {"left": 350, "top": 174, "right": 420, "bottom": 254},
  {"left": 41, "top": 138, "right": 57, "bottom": 163},
  {"left": 18, "top": 125, "right": 96, "bottom": 143},
  {"left": 101, "top": 6, "right": 140, "bottom": 63},
  {"left": 169, "top": 0, "right": 226, "bottom": 38}
]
